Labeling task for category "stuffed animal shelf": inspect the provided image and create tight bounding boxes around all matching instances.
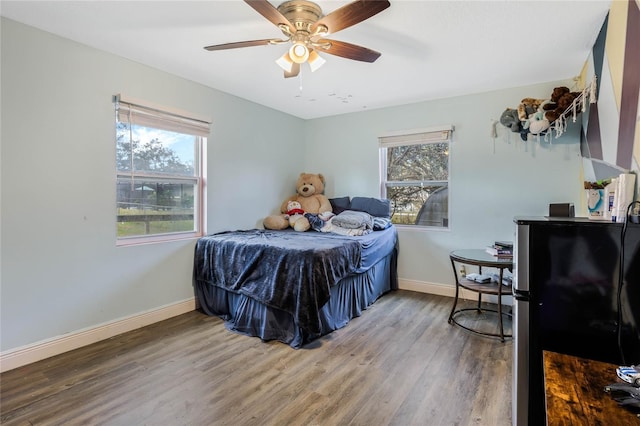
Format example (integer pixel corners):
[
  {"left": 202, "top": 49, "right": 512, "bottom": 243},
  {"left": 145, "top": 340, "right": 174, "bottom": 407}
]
[
  {"left": 498, "top": 76, "right": 597, "bottom": 141},
  {"left": 263, "top": 172, "right": 332, "bottom": 232}
]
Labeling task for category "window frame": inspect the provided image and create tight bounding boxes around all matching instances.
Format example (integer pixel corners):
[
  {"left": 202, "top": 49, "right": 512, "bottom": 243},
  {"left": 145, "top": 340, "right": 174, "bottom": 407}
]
[
  {"left": 114, "top": 95, "right": 209, "bottom": 246},
  {"left": 379, "top": 125, "right": 453, "bottom": 229}
]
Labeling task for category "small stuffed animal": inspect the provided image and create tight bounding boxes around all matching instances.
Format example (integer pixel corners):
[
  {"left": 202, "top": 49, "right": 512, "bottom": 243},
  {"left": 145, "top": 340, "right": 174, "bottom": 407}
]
[
  {"left": 524, "top": 100, "right": 551, "bottom": 135},
  {"left": 547, "top": 87, "right": 571, "bottom": 106},
  {"left": 528, "top": 111, "right": 550, "bottom": 135},
  {"left": 542, "top": 87, "right": 580, "bottom": 123},
  {"left": 285, "top": 200, "right": 309, "bottom": 232},
  {"left": 517, "top": 98, "right": 545, "bottom": 121},
  {"left": 499, "top": 108, "right": 521, "bottom": 133},
  {"left": 500, "top": 108, "right": 531, "bottom": 140},
  {"left": 263, "top": 172, "right": 332, "bottom": 231}
]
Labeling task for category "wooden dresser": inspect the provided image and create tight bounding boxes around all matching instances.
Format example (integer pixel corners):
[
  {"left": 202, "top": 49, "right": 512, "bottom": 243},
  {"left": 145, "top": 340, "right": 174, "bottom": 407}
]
[{"left": 543, "top": 350, "right": 639, "bottom": 425}]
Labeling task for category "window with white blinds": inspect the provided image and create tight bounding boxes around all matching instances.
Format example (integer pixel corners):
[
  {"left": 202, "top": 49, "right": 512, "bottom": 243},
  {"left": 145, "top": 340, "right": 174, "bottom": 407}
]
[
  {"left": 379, "top": 125, "right": 453, "bottom": 228},
  {"left": 114, "top": 94, "right": 211, "bottom": 244}
]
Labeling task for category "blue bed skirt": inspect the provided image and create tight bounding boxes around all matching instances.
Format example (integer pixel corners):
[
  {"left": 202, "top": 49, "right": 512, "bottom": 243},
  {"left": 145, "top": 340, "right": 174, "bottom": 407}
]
[{"left": 194, "top": 247, "right": 397, "bottom": 348}]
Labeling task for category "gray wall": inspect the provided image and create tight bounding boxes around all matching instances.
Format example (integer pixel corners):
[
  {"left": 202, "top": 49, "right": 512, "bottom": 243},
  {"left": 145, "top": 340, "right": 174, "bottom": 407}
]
[
  {"left": 1, "top": 17, "right": 584, "bottom": 353},
  {"left": 0, "top": 19, "right": 304, "bottom": 352},
  {"left": 305, "top": 86, "right": 584, "bottom": 287}
]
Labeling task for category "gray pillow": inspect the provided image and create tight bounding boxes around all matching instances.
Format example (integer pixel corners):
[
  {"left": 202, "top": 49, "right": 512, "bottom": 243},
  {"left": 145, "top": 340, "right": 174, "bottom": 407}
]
[
  {"left": 331, "top": 210, "right": 373, "bottom": 229},
  {"left": 329, "top": 196, "right": 351, "bottom": 214},
  {"left": 350, "top": 197, "right": 391, "bottom": 218}
]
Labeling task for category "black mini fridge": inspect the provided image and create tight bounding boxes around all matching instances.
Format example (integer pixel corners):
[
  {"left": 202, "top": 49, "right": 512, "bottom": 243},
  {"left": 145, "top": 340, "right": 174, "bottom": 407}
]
[{"left": 512, "top": 217, "right": 640, "bottom": 426}]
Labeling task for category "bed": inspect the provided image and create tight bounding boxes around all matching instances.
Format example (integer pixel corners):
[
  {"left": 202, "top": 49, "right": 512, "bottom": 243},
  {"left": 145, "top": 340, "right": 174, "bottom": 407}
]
[{"left": 192, "top": 197, "right": 398, "bottom": 348}]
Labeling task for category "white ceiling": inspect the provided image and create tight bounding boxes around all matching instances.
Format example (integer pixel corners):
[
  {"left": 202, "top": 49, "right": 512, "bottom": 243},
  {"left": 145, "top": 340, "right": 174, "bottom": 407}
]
[{"left": 1, "top": 0, "right": 611, "bottom": 119}]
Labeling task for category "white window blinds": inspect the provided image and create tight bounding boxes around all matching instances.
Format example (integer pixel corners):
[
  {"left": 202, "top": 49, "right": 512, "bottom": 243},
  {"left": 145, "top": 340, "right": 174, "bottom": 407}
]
[
  {"left": 379, "top": 125, "right": 453, "bottom": 148},
  {"left": 114, "top": 94, "right": 211, "bottom": 137}
]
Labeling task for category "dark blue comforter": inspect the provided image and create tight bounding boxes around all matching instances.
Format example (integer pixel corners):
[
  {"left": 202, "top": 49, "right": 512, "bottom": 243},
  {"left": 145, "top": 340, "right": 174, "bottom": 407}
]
[{"left": 193, "top": 229, "right": 374, "bottom": 335}]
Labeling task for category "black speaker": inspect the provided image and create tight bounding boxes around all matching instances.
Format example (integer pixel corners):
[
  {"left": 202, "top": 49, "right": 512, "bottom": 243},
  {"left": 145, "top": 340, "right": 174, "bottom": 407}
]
[{"left": 549, "top": 203, "right": 575, "bottom": 217}]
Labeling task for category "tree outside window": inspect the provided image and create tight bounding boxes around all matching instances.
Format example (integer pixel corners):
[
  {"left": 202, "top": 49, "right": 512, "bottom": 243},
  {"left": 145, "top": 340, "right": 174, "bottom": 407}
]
[
  {"left": 380, "top": 127, "right": 452, "bottom": 227},
  {"left": 115, "top": 96, "right": 209, "bottom": 244}
]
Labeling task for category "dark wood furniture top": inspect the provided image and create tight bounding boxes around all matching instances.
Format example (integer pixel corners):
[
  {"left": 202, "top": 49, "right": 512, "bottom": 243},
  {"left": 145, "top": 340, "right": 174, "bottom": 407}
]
[
  {"left": 448, "top": 249, "right": 513, "bottom": 342},
  {"left": 543, "top": 350, "right": 639, "bottom": 425}
]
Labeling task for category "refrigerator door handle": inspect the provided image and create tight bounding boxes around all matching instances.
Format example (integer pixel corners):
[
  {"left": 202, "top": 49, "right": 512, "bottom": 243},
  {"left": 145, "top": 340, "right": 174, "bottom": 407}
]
[{"left": 512, "top": 289, "right": 530, "bottom": 301}]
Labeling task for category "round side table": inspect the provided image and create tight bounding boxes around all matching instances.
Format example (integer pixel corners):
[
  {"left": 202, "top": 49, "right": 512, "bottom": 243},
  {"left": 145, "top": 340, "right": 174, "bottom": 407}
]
[{"left": 448, "top": 249, "right": 513, "bottom": 341}]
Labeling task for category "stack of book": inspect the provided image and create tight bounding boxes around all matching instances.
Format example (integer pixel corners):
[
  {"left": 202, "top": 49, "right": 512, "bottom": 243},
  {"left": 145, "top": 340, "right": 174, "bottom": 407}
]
[{"left": 486, "top": 241, "right": 513, "bottom": 258}]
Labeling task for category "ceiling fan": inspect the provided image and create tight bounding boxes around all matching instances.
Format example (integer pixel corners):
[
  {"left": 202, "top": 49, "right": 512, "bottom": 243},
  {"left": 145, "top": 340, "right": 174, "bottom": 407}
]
[{"left": 204, "top": 0, "right": 391, "bottom": 78}]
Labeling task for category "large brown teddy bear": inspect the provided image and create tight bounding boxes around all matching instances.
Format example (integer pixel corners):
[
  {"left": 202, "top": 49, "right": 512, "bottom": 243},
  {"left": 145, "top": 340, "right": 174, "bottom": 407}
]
[{"left": 263, "top": 172, "right": 332, "bottom": 231}]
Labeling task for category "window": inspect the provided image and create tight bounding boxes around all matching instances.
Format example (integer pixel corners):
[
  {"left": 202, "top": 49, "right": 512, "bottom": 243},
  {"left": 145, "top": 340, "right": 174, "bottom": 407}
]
[
  {"left": 379, "top": 125, "right": 452, "bottom": 228},
  {"left": 114, "top": 95, "right": 210, "bottom": 244}
]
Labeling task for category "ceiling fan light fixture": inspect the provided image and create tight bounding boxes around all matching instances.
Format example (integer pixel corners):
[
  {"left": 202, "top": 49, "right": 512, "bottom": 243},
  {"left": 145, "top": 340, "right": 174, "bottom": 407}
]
[
  {"left": 205, "top": 0, "right": 392, "bottom": 79},
  {"left": 276, "top": 51, "right": 294, "bottom": 72},
  {"left": 289, "top": 42, "right": 309, "bottom": 64},
  {"left": 308, "top": 50, "right": 326, "bottom": 72}
]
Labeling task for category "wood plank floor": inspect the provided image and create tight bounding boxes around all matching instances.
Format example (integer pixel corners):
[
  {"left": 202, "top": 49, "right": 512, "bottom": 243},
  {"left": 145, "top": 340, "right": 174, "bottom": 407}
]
[{"left": 0, "top": 291, "right": 513, "bottom": 426}]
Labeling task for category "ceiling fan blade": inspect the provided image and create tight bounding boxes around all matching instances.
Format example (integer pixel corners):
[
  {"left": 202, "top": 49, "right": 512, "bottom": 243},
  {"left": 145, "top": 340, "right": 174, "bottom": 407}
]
[
  {"left": 204, "top": 39, "right": 276, "bottom": 51},
  {"left": 284, "top": 62, "right": 300, "bottom": 78},
  {"left": 314, "top": 39, "right": 381, "bottom": 63},
  {"left": 245, "top": 0, "right": 295, "bottom": 34},
  {"left": 311, "top": 0, "right": 390, "bottom": 35}
]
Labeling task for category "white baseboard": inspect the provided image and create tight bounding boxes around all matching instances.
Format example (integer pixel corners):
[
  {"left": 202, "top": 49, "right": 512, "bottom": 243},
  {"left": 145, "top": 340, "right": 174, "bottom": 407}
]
[
  {"left": 0, "top": 298, "right": 196, "bottom": 373},
  {"left": 398, "top": 278, "right": 513, "bottom": 305},
  {"left": 398, "top": 278, "right": 471, "bottom": 299},
  {"left": 1, "top": 281, "right": 511, "bottom": 373}
]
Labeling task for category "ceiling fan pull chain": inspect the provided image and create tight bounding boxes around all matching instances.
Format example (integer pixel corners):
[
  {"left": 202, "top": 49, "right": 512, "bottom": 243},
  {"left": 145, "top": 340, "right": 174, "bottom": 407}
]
[{"left": 299, "top": 70, "right": 303, "bottom": 94}]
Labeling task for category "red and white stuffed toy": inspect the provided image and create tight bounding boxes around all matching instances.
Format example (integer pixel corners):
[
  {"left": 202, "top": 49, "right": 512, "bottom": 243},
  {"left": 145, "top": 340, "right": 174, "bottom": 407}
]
[{"left": 285, "top": 200, "right": 308, "bottom": 232}]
